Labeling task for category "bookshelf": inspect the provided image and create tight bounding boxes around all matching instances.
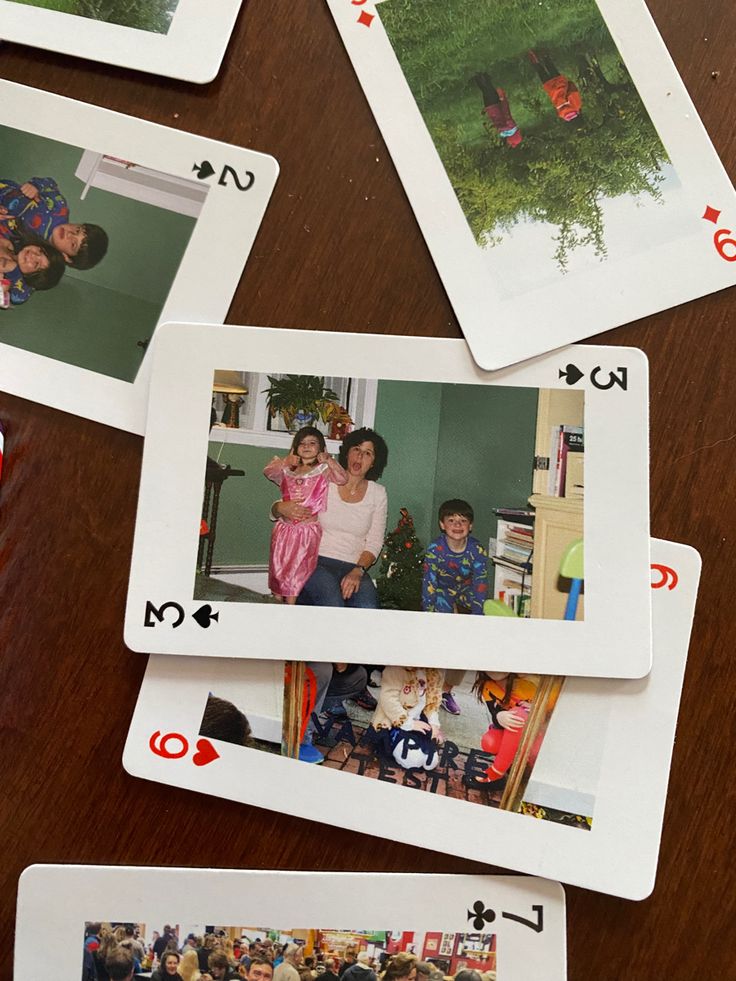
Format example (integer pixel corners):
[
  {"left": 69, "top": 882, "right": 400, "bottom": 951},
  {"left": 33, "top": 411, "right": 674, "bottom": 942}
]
[
  {"left": 491, "top": 388, "right": 585, "bottom": 619},
  {"left": 490, "top": 510, "right": 534, "bottom": 617}
]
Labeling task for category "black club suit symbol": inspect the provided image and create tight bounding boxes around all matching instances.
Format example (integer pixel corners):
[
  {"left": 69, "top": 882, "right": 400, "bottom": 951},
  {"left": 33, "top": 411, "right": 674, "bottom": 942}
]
[{"left": 467, "top": 900, "right": 496, "bottom": 930}]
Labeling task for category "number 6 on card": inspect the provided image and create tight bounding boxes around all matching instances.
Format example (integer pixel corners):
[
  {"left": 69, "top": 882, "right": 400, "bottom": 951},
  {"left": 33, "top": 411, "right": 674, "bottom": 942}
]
[
  {"left": 125, "top": 323, "right": 652, "bottom": 679},
  {"left": 326, "top": 0, "right": 736, "bottom": 370}
]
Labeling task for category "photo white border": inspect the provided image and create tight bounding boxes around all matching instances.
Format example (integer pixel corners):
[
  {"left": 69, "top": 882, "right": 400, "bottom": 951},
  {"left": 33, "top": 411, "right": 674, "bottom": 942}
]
[
  {"left": 125, "top": 323, "right": 652, "bottom": 678},
  {"left": 0, "top": 81, "right": 279, "bottom": 434},
  {"left": 0, "top": 0, "right": 243, "bottom": 83},
  {"left": 326, "top": 0, "right": 736, "bottom": 370},
  {"left": 15, "top": 867, "right": 566, "bottom": 981},
  {"left": 124, "top": 540, "right": 699, "bottom": 900}
]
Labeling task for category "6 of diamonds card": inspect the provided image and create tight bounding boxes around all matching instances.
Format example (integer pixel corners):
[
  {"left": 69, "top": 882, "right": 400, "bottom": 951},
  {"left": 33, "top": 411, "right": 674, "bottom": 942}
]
[
  {"left": 15, "top": 867, "right": 566, "bottom": 981},
  {"left": 125, "top": 539, "right": 698, "bottom": 899},
  {"left": 326, "top": 0, "right": 736, "bottom": 370},
  {"left": 0, "top": 0, "right": 244, "bottom": 82},
  {"left": 124, "top": 323, "right": 651, "bottom": 678},
  {"left": 0, "top": 80, "right": 278, "bottom": 434}
]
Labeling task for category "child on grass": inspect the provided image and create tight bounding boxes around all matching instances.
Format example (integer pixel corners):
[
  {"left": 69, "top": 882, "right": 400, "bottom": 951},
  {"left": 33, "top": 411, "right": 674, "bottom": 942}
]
[
  {"left": 528, "top": 49, "right": 583, "bottom": 123},
  {"left": 472, "top": 72, "right": 523, "bottom": 148},
  {"left": 264, "top": 426, "right": 348, "bottom": 604},
  {"left": 422, "top": 499, "right": 489, "bottom": 615}
]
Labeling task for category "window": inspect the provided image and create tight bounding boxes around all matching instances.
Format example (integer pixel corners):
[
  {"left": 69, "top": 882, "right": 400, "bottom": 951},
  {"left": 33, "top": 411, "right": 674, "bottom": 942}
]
[{"left": 210, "top": 371, "right": 378, "bottom": 450}]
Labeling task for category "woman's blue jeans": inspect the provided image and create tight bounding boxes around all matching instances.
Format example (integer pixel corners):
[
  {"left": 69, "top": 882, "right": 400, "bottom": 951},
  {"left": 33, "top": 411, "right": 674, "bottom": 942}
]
[{"left": 298, "top": 555, "right": 379, "bottom": 609}]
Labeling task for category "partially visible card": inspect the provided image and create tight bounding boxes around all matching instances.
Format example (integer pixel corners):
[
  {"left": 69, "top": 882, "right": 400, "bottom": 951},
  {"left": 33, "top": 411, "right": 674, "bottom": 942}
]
[
  {"left": 0, "top": 80, "right": 278, "bottom": 434},
  {"left": 0, "top": 0, "right": 243, "bottom": 83},
  {"left": 15, "top": 866, "right": 567, "bottom": 981},
  {"left": 125, "top": 322, "right": 651, "bottom": 678},
  {"left": 125, "top": 539, "right": 698, "bottom": 899},
  {"left": 326, "top": 0, "right": 736, "bottom": 370}
]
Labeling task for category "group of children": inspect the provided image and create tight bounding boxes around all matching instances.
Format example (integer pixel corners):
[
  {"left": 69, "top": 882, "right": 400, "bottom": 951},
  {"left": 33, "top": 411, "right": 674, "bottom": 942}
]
[
  {"left": 474, "top": 48, "right": 584, "bottom": 150},
  {"left": 0, "top": 176, "right": 108, "bottom": 309}
]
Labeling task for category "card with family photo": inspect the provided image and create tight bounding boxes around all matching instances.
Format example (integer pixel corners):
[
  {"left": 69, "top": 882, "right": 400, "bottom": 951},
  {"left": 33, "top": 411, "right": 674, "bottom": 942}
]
[
  {"left": 124, "top": 539, "right": 699, "bottom": 900},
  {"left": 125, "top": 322, "right": 651, "bottom": 678},
  {"left": 0, "top": 81, "right": 278, "bottom": 433},
  {"left": 15, "top": 866, "right": 567, "bottom": 981},
  {"left": 325, "top": 0, "right": 736, "bottom": 370},
  {"left": 0, "top": 0, "right": 244, "bottom": 82}
]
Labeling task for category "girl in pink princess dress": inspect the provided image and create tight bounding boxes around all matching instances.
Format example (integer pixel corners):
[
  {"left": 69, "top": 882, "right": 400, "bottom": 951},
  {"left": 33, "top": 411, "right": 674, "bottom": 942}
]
[{"left": 264, "top": 426, "right": 348, "bottom": 604}]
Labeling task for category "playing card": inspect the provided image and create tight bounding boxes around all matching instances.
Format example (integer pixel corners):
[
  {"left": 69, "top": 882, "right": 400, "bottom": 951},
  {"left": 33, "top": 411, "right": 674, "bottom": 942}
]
[
  {"left": 326, "top": 0, "right": 736, "bottom": 370},
  {"left": 15, "top": 866, "right": 566, "bottom": 981},
  {"left": 0, "top": 80, "right": 278, "bottom": 433},
  {"left": 125, "top": 322, "right": 651, "bottom": 678},
  {"left": 124, "top": 539, "right": 697, "bottom": 900},
  {"left": 0, "top": 0, "right": 244, "bottom": 83}
]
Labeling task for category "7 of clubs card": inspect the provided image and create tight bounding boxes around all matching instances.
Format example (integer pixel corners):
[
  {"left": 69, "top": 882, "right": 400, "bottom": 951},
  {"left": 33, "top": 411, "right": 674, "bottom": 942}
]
[
  {"left": 326, "top": 0, "right": 736, "bottom": 369},
  {"left": 15, "top": 867, "right": 567, "bottom": 981}
]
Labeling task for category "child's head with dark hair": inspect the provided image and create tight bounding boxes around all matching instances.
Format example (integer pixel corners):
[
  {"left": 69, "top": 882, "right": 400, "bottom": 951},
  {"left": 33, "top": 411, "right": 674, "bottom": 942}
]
[
  {"left": 16, "top": 236, "right": 66, "bottom": 291},
  {"left": 75, "top": 223, "right": 109, "bottom": 269},
  {"left": 49, "top": 222, "right": 108, "bottom": 269},
  {"left": 438, "top": 499, "right": 474, "bottom": 523},
  {"left": 337, "top": 427, "right": 389, "bottom": 480},
  {"left": 290, "top": 425, "right": 326, "bottom": 461},
  {"left": 200, "top": 694, "right": 251, "bottom": 746}
]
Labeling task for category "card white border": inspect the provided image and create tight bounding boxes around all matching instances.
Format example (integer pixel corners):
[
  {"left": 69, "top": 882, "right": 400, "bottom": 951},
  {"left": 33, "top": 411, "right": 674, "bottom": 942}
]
[
  {"left": 125, "top": 323, "right": 651, "bottom": 678},
  {"left": 326, "top": 0, "right": 736, "bottom": 370},
  {"left": 0, "top": 0, "right": 243, "bottom": 83},
  {"left": 124, "top": 540, "right": 699, "bottom": 900},
  {"left": 0, "top": 81, "right": 278, "bottom": 434},
  {"left": 16, "top": 867, "right": 566, "bottom": 981}
]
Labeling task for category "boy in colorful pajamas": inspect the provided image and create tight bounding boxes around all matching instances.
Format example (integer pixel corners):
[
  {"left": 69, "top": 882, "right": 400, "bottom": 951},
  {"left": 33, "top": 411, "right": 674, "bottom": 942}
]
[
  {"left": 422, "top": 499, "right": 489, "bottom": 617},
  {"left": 0, "top": 177, "right": 108, "bottom": 270}
]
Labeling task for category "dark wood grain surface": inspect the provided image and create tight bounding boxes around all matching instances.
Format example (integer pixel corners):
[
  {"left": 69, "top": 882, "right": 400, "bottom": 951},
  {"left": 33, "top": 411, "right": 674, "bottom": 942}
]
[{"left": 1, "top": 2, "right": 735, "bottom": 976}]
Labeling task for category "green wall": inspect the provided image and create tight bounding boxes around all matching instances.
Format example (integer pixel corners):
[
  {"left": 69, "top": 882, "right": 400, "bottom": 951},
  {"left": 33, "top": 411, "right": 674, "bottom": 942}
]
[
  {"left": 1, "top": 124, "right": 196, "bottom": 381},
  {"left": 205, "top": 380, "right": 538, "bottom": 568},
  {"left": 374, "top": 378, "right": 443, "bottom": 546},
  {"left": 432, "top": 383, "right": 539, "bottom": 550}
]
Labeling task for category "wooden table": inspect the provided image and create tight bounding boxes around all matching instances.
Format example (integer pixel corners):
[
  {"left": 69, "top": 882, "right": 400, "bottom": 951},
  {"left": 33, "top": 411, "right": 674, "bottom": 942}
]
[{"left": 1, "top": 2, "right": 734, "bottom": 976}]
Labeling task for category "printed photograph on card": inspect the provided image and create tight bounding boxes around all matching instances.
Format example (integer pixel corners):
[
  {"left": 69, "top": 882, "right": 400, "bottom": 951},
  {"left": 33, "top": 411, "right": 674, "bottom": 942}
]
[
  {"left": 199, "top": 369, "right": 583, "bottom": 622},
  {"left": 0, "top": 0, "right": 244, "bottom": 82},
  {"left": 6, "top": 0, "right": 180, "bottom": 32},
  {"left": 0, "top": 82, "right": 278, "bottom": 433},
  {"left": 0, "top": 131, "right": 200, "bottom": 384},
  {"left": 203, "top": 664, "right": 575, "bottom": 818},
  {"left": 326, "top": 0, "right": 736, "bottom": 369},
  {"left": 123, "top": 539, "right": 700, "bottom": 898},
  {"left": 15, "top": 869, "right": 566, "bottom": 981},
  {"left": 125, "top": 324, "right": 651, "bottom": 678}
]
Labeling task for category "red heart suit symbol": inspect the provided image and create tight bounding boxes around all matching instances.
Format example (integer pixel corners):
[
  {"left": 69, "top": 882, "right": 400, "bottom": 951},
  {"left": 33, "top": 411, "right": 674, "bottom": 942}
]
[{"left": 192, "top": 738, "right": 220, "bottom": 767}]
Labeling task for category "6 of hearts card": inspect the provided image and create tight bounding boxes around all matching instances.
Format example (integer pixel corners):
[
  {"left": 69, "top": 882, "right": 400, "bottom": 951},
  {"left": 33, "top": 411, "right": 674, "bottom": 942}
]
[
  {"left": 15, "top": 867, "right": 566, "bottom": 981},
  {"left": 326, "top": 0, "right": 736, "bottom": 370},
  {"left": 124, "top": 539, "right": 698, "bottom": 899},
  {"left": 124, "top": 323, "right": 651, "bottom": 678},
  {"left": 0, "top": 80, "right": 278, "bottom": 434}
]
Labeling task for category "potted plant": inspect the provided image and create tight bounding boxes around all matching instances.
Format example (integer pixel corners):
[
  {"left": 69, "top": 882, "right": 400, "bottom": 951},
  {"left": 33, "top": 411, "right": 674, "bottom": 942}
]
[{"left": 263, "top": 374, "right": 340, "bottom": 432}]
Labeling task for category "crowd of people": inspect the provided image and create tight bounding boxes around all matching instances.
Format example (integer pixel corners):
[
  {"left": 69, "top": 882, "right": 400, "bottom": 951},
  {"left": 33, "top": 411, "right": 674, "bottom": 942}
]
[{"left": 82, "top": 928, "right": 496, "bottom": 981}]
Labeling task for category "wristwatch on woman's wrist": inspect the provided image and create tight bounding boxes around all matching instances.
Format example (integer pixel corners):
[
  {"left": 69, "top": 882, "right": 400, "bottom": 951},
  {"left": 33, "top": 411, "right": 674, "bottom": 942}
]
[{"left": 355, "top": 564, "right": 368, "bottom": 574}]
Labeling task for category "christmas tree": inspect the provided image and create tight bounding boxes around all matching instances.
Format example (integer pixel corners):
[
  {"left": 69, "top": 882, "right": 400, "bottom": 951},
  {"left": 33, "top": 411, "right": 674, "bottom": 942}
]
[{"left": 377, "top": 508, "right": 425, "bottom": 612}]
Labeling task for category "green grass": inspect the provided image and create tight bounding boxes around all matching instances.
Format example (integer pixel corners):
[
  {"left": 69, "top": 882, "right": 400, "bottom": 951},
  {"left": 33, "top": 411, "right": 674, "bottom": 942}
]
[
  {"left": 379, "top": 0, "right": 670, "bottom": 267},
  {"left": 7, "top": 0, "right": 178, "bottom": 34}
]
